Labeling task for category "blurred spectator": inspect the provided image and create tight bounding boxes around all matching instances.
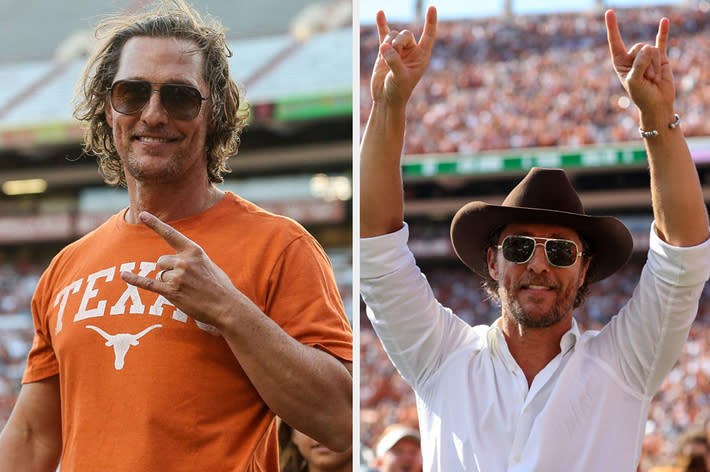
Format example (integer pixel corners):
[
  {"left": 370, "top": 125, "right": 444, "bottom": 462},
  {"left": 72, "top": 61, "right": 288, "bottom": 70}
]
[
  {"left": 649, "top": 429, "right": 710, "bottom": 472},
  {"left": 371, "top": 424, "right": 422, "bottom": 472},
  {"left": 279, "top": 420, "right": 353, "bottom": 472}
]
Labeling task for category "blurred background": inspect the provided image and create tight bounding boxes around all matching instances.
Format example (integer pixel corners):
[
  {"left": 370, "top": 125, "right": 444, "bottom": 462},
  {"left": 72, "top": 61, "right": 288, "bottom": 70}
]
[
  {"left": 359, "top": 1, "right": 710, "bottom": 471},
  {"left": 0, "top": 0, "right": 352, "bottom": 436}
]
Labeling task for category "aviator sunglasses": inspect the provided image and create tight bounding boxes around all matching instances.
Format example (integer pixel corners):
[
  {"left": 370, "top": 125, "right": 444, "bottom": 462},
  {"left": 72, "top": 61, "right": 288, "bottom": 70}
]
[
  {"left": 498, "top": 235, "right": 583, "bottom": 268},
  {"left": 108, "top": 80, "right": 208, "bottom": 120}
]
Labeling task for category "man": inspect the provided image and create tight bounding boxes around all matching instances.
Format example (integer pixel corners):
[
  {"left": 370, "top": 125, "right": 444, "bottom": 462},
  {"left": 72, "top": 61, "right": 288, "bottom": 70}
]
[
  {"left": 373, "top": 424, "right": 422, "bottom": 472},
  {"left": 0, "top": 1, "right": 352, "bottom": 471},
  {"left": 649, "top": 430, "right": 710, "bottom": 472},
  {"left": 279, "top": 420, "right": 354, "bottom": 472},
  {"left": 360, "top": 6, "right": 709, "bottom": 471}
]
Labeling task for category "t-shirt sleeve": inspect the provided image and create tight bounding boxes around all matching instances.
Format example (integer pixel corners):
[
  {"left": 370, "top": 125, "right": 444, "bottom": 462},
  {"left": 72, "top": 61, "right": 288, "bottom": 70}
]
[
  {"left": 22, "top": 270, "right": 60, "bottom": 383},
  {"left": 264, "top": 234, "right": 352, "bottom": 362}
]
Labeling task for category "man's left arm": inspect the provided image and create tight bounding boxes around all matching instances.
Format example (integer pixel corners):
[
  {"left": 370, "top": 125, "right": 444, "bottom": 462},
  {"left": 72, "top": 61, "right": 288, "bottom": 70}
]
[
  {"left": 606, "top": 9, "right": 709, "bottom": 246},
  {"left": 122, "top": 212, "right": 352, "bottom": 452},
  {"left": 216, "top": 286, "right": 353, "bottom": 452},
  {"left": 600, "top": 11, "right": 710, "bottom": 394}
]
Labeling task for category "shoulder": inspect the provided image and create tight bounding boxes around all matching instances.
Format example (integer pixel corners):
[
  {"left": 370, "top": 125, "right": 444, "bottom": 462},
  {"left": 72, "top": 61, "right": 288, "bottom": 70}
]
[
  {"left": 44, "top": 212, "right": 123, "bottom": 273},
  {"left": 221, "top": 192, "right": 312, "bottom": 240}
]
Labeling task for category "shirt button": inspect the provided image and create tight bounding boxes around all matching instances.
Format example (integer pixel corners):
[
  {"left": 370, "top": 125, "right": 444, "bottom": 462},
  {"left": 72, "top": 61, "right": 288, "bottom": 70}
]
[{"left": 514, "top": 455, "right": 521, "bottom": 463}]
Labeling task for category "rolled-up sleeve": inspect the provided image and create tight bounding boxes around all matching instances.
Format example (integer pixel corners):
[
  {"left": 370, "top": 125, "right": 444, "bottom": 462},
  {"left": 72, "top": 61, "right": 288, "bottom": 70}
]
[
  {"left": 592, "top": 223, "right": 710, "bottom": 396},
  {"left": 361, "top": 224, "right": 478, "bottom": 388}
]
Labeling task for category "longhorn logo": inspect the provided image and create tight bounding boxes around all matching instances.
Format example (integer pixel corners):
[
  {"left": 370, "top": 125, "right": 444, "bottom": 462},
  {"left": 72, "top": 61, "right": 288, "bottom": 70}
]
[{"left": 86, "top": 324, "right": 162, "bottom": 370}]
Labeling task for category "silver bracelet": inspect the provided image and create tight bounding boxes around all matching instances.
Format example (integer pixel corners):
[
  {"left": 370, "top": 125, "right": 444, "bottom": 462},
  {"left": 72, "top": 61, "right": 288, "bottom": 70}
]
[{"left": 639, "top": 113, "right": 681, "bottom": 139}]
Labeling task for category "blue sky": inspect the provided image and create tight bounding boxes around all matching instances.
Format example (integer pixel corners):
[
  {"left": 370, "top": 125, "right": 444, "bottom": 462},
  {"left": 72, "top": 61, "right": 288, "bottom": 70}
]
[{"left": 359, "top": 0, "right": 685, "bottom": 23}]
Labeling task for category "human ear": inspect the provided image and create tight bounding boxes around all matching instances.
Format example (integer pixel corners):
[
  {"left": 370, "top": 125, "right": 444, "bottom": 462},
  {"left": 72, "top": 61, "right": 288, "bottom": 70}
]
[{"left": 487, "top": 247, "right": 498, "bottom": 280}]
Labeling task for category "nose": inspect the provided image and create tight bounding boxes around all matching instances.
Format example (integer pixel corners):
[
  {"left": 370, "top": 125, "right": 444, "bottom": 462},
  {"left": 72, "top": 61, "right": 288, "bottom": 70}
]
[
  {"left": 526, "top": 242, "right": 550, "bottom": 273},
  {"left": 139, "top": 88, "right": 169, "bottom": 125}
]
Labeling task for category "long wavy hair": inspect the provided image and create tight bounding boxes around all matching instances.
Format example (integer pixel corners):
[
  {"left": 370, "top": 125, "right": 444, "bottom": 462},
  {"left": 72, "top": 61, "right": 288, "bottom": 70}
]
[
  {"left": 278, "top": 421, "right": 308, "bottom": 472},
  {"left": 73, "top": 0, "right": 249, "bottom": 187}
]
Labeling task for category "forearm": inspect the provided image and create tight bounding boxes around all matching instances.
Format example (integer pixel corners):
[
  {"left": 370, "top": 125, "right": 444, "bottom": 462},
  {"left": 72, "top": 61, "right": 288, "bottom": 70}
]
[
  {"left": 0, "top": 378, "right": 62, "bottom": 472},
  {"left": 214, "top": 290, "right": 352, "bottom": 452},
  {"left": 642, "top": 111, "right": 709, "bottom": 246},
  {"left": 360, "top": 101, "right": 408, "bottom": 237},
  {"left": 0, "top": 424, "right": 58, "bottom": 472}
]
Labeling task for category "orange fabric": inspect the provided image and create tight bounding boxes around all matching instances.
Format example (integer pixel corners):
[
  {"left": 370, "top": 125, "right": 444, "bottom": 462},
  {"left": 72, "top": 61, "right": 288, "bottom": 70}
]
[{"left": 23, "top": 192, "right": 352, "bottom": 471}]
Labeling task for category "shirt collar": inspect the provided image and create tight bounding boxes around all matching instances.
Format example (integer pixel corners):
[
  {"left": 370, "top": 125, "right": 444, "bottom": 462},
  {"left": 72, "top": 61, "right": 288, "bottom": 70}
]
[{"left": 487, "top": 316, "right": 581, "bottom": 358}]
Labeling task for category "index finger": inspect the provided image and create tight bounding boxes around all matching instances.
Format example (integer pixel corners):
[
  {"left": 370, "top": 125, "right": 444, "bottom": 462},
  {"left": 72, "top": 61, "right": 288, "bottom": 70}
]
[
  {"left": 139, "top": 211, "right": 197, "bottom": 252},
  {"left": 604, "top": 9, "right": 626, "bottom": 59},
  {"left": 376, "top": 10, "right": 390, "bottom": 44},
  {"left": 655, "top": 17, "right": 669, "bottom": 57},
  {"left": 418, "top": 6, "right": 438, "bottom": 54}
]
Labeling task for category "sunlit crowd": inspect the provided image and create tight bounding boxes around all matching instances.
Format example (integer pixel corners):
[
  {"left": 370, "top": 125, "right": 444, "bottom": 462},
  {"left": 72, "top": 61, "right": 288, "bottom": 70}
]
[{"left": 360, "top": 4, "right": 710, "bottom": 155}]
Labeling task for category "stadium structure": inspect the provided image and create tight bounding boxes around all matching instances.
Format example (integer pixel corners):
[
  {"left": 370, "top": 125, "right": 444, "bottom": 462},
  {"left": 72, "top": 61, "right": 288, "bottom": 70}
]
[{"left": 0, "top": 0, "right": 352, "bottom": 427}]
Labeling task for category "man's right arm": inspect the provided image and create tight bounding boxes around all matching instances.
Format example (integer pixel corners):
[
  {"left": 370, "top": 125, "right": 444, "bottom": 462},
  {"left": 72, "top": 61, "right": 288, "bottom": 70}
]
[
  {"left": 0, "top": 376, "right": 62, "bottom": 471},
  {"left": 360, "top": 8, "right": 437, "bottom": 238}
]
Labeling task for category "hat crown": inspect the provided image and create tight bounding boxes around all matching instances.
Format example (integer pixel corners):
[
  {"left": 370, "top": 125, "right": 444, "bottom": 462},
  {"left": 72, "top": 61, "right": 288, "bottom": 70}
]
[{"left": 502, "top": 167, "right": 584, "bottom": 214}]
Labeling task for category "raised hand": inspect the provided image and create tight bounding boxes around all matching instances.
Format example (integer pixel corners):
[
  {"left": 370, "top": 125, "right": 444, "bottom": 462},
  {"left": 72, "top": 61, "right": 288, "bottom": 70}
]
[
  {"left": 120, "top": 211, "right": 241, "bottom": 330},
  {"left": 605, "top": 9, "right": 675, "bottom": 119},
  {"left": 370, "top": 6, "right": 437, "bottom": 108}
]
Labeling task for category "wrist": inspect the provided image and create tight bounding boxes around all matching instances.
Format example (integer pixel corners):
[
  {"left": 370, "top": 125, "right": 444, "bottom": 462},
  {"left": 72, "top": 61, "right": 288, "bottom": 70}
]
[
  {"left": 638, "top": 108, "right": 676, "bottom": 132},
  {"left": 638, "top": 113, "right": 680, "bottom": 139},
  {"left": 371, "top": 99, "right": 408, "bottom": 116}
]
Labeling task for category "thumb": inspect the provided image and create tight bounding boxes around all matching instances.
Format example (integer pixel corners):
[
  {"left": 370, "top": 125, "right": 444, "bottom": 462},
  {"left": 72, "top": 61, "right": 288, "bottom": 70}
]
[{"left": 379, "top": 43, "right": 407, "bottom": 78}]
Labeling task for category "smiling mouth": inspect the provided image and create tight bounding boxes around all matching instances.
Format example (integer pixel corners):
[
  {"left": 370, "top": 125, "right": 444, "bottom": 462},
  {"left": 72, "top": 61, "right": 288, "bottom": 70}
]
[{"left": 135, "top": 136, "right": 174, "bottom": 143}]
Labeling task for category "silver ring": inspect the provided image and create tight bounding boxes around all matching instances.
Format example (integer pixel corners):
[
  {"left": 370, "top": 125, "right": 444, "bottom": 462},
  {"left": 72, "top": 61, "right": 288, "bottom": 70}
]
[{"left": 157, "top": 269, "right": 167, "bottom": 282}]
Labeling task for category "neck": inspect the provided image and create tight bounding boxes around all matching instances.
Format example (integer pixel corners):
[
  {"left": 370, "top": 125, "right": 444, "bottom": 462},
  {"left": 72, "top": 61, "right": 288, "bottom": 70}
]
[
  {"left": 125, "top": 179, "right": 224, "bottom": 224},
  {"left": 499, "top": 313, "right": 573, "bottom": 387}
]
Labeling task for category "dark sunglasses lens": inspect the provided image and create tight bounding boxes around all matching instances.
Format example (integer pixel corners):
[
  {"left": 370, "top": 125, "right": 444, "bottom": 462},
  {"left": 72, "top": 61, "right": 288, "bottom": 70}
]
[
  {"left": 160, "top": 84, "right": 202, "bottom": 120},
  {"left": 502, "top": 236, "right": 535, "bottom": 263},
  {"left": 111, "top": 81, "right": 151, "bottom": 114},
  {"left": 546, "top": 240, "right": 578, "bottom": 267}
]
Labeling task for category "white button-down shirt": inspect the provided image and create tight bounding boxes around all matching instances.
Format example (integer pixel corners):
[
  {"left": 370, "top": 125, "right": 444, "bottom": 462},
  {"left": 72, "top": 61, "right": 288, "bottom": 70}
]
[{"left": 360, "top": 223, "right": 710, "bottom": 471}]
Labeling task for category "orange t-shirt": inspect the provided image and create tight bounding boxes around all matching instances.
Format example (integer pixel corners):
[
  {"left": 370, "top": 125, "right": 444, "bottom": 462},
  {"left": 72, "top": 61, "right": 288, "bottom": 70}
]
[{"left": 23, "top": 192, "right": 353, "bottom": 471}]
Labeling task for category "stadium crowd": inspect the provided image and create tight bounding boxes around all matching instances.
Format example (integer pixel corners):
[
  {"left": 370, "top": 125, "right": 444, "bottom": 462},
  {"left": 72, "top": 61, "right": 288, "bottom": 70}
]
[
  {"left": 360, "top": 3, "right": 710, "bottom": 154},
  {"left": 0, "top": 260, "right": 42, "bottom": 426},
  {"left": 360, "top": 253, "right": 710, "bottom": 471}
]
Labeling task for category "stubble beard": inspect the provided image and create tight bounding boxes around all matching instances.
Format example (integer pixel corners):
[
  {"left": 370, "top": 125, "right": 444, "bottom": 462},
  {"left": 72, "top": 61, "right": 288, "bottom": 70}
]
[
  {"left": 124, "top": 148, "right": 182, "bottom": 183},
  {"left": 500, "top": 282, "right": 579, "bottom": 329}
]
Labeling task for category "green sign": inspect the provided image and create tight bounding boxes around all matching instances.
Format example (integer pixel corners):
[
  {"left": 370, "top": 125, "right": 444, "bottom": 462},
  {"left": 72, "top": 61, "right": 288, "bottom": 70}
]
[
  {"left": 274, "top": 91, "right": 352, "bottom": 122},
  {"left": 402, "top": 148, "right": 648, "bottom": 177}
]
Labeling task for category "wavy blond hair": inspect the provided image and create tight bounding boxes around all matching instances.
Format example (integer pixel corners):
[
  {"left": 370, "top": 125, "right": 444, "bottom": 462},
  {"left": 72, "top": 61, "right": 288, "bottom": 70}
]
[{"left": 74, "top": 0, "right": 249, "bottom": 187}]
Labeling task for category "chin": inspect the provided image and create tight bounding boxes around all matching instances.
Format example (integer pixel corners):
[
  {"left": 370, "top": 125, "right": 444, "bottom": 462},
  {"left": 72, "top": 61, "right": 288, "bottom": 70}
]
[{"left": 508, "top": 301, "right": 566, "bottom": 329}]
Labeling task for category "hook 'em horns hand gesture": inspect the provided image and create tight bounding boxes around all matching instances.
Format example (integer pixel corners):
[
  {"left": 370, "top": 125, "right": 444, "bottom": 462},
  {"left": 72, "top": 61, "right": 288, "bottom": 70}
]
[
  {"left": 605, "top": 9, "right": 675, "bottom": 122},
  {"left": 370, "top": 6, "right": 437, "bottom": 108}
]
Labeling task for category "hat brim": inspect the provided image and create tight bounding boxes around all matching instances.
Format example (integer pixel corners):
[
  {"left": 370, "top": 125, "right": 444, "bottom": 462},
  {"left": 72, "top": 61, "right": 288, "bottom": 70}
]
[{"left": 450, "top": 202, "right": 634, "bottom": 283}]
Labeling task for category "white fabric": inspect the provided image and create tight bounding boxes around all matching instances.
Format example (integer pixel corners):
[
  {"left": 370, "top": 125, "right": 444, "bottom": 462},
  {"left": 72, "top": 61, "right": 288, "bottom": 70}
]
[{"left": 360, "top": 223, "right": 710, "bottom": 472}]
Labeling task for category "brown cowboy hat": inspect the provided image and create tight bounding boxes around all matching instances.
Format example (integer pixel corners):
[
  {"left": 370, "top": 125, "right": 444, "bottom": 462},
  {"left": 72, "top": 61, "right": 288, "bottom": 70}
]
[{"left": 450, "top": 167, "right": 633, "bottom": 283}]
